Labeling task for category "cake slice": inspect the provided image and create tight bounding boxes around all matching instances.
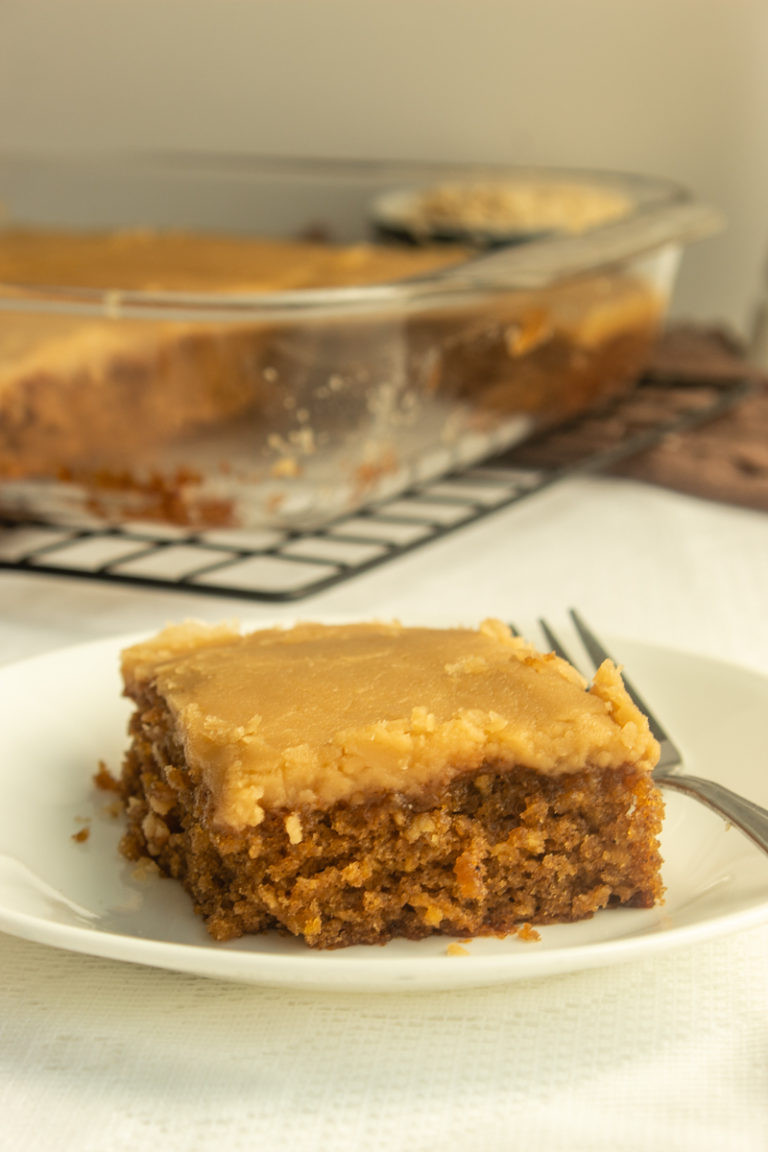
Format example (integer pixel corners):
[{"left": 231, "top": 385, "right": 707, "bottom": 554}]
[{"left": 117, "top": 618, "right": 664, "bottom": 948}]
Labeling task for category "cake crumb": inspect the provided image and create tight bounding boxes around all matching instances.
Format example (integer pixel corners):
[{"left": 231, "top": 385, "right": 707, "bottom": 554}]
[
  {"left": 446, "top": 942, "right": 470, "bottom": 957},
  {"left": 94, "top": 761, "right": 121, "bottom": 792},
  {"left": 516, "top": 922, "right": 541, "bottom": 942},
  {"left": 270, "top": 456, "right": 301, "bottom": 478},
  {"left": 284, "top": 812, "right": 303, "bottom": 844},
  {"left": 71, "top": 825, "right": 90, "bottom": 844},
  {"left": 131, "top": 857, "right": 161, "bottom": 882}
]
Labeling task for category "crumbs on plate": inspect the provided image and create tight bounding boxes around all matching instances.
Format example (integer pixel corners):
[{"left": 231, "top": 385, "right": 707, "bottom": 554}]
[{"left": 445, "top": 923, "right": 541, "bottom": 956}]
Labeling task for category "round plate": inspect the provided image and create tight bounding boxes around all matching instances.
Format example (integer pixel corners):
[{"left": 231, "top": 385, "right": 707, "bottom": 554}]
[{"left": 1, "top": 629, "right": 767, "bottom": 991}]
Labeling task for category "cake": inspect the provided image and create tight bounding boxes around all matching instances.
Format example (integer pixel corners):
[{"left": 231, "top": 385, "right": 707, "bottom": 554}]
[
  {"left": 116, "top": 618, "right": 665, "bottom": 948},
  {"left": 0, "top": 229, "right": 467, "bottom": 481},
  {"left": 0, "top": 227, "right": 662, "bottom": 527}
]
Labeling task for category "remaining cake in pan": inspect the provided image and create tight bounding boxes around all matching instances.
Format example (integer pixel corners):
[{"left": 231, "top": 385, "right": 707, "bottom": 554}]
[
  {"left": 0, "top": 228, "right": 467, "bottom": 482},
  {"left": 116, "top": 618, "right": 664, "bottom": 948},
  {"left": 0, "top": 227, "right": 662, "bottom": 529}
]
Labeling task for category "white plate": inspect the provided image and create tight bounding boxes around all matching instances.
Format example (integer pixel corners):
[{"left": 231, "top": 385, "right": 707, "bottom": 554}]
[{"left": 1, "top": 629, "right": 768, "bottom": 992}]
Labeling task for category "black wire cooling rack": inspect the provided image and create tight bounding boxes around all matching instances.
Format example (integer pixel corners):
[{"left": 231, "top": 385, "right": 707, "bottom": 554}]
[{"left": 0, "top": 371, "right": 754, "bottom": 602}]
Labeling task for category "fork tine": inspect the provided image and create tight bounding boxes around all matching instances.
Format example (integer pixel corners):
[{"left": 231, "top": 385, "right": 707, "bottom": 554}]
[
  {"left": 531, "top": 612, "right": 679, "bottom": 768},
  {"left": 569, "top": 608, "right": 613, "bottom": 670},
  {"left": 569, "top": 608, "right": 673, "bottom": 749},
  {"left": 511, "top": 620, "right": 585, "bottom": 671},
  {"left": 538, "top": 618, "right": 581, "bottom": 668}
]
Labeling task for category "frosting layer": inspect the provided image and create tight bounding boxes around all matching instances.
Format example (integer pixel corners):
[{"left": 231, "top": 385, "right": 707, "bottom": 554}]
[{"left": 121, "top": 619, "right": 660, "bottom": 829}]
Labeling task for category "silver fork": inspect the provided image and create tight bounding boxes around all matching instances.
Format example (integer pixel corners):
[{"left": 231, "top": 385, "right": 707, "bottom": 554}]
[{"left": 531, "top": 609, "right": 768, "bottom": 857}]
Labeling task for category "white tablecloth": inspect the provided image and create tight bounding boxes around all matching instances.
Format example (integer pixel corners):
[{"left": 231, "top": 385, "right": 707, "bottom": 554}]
[{"left": 2, "top": 475, "right": 768, "bottom": 1151}]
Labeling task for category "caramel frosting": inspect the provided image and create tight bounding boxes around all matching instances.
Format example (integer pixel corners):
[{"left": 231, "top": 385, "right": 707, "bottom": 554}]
[
  {"left": 121, "top": 619, "right": 660, "bottom": 831},
  {"left": 0, "top": 229, "right": 468, "bottom": 401},
  {"left": 0, "top": 228, "right": 468, "bottom": 294}
]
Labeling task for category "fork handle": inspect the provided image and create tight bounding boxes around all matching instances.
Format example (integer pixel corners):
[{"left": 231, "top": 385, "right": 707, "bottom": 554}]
[{"left": 655, "top": 772, "right": 768, "bottom": 856}]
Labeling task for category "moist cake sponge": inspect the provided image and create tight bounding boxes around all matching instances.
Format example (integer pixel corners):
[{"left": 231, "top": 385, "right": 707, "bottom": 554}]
[{"left": 117, "top": 618, "right": 664, "bottom": 948}]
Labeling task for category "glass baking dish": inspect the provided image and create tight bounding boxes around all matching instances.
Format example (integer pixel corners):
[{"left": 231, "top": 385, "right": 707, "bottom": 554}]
[{"left": 0, "top": 153, "right": 719, "bottom": 530}]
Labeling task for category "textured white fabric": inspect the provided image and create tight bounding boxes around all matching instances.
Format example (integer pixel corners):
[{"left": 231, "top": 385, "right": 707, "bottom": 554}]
[{"left": 2, "top": 475, "right": 768, "bottom": 1151}]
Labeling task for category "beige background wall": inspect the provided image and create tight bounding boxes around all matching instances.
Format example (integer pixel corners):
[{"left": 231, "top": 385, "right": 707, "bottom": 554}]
[{"left": 1, "top": 0, "right": 766, "bottom": 335}]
